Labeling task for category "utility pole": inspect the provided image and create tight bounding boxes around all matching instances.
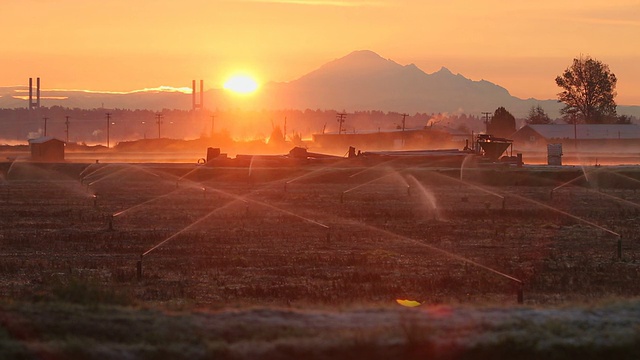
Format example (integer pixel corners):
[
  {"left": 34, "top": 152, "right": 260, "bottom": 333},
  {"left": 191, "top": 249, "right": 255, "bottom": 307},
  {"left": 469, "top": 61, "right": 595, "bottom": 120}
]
[
  {"left": 283, "top": 117, "right": 287, "bottom": 142},
  {"left": 401, "top": 113, "right": 408, "bottom": 147},
  {"left": 105, "top": 113, "right": 112, "bottom": 148},
  {"left": 481, "top": 112, "right": 492, "bottom": 134},
  {"left": 336, "top": 112, "right": 347, "bottom": 135},
  {"left": 573, "top": 116, "right": 578, "bottom": 151},
  {"left": 65, "top": 116, "right": 70, "bottom": 143},
  {"left": 43, "top": 117, "right": 49, "bottom": 137},
  {"left": 155, "top": 113, "right": 164, "bottom": 139},
  {"left": 401, "top": 113, "right": 408, "bottom": 132}
]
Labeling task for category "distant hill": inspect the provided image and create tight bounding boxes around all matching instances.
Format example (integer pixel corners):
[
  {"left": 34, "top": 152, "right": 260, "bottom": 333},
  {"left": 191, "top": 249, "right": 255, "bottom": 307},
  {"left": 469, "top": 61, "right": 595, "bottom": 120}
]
[
  {"left": 1, "top": 50, "right": 638, "bottom": 119},
  {"left": 258, "top": 50, "right": 558, "bottom": 117}
]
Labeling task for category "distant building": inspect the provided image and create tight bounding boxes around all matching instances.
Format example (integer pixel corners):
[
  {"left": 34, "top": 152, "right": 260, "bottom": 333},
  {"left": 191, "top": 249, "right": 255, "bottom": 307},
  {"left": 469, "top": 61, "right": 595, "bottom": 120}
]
[
  {"left": 29, "top": 137, "right": 65, "bottom": 162},
  {"left": 511, "top": 124, "right": 640, "bottom": 152},
  {"left": 312, "top": 128, "right": 465, "bottom": 152}
]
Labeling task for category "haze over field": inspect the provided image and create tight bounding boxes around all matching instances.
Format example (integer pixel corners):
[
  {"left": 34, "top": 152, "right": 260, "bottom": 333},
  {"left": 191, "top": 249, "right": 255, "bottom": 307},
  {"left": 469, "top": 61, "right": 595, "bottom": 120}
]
[{"left": 2, "top": 0, "right": 639, "bottom": 108}]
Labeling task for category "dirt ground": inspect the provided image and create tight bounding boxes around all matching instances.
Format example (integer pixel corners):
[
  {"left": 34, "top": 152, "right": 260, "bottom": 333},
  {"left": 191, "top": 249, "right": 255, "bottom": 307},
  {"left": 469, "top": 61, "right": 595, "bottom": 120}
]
[{"left": 1, "top": 161, "right": 639, "bottom": 308}]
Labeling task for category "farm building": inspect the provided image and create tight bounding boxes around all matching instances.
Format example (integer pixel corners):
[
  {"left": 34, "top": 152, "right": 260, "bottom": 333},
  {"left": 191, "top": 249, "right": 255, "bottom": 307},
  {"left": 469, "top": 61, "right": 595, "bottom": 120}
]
[
  {"left": 28, "top": 137, "right": 65, "bottom": 162},
  {"left": 511, "top": 124, "right": 640, "bottom": 152},
  {"left": 312, "top": 127, "right": 467, "bottom": 152}
]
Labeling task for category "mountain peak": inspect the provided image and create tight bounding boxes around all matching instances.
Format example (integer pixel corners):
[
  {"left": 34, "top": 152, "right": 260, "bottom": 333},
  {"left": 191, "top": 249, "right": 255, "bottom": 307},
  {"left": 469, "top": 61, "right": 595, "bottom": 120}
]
[
  {"left": 434, "top": 66, "right": 453, "bottom": 75},
  {"left": 296, "top": 50, "right": 401, "bottom": 82},
  {"left": 344, "top": 50, "right": 385, "bottom": 60}
]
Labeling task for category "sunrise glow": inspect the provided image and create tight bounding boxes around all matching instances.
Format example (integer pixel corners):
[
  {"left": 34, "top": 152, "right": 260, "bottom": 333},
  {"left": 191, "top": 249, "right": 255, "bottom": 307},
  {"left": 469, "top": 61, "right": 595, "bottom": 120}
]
[{"left": 223, "top": 75, "right": 259, "bottom": 95}]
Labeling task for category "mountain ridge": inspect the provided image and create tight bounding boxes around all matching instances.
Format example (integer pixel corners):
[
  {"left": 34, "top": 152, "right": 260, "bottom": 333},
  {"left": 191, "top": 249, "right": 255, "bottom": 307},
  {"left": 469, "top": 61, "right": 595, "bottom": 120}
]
[{"left": 1, "top": 50, "right": 638, "bottom": 118}]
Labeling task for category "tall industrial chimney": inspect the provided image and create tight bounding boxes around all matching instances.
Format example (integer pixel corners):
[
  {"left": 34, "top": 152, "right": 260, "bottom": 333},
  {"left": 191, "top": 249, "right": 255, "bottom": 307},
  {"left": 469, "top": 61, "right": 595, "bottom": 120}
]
[
  {"left": 29, "top": 78, "right": 33, "bottom": 110},
  {"left": 192, "top": 79, "right": 204, "bottom": 111},
  {"left": 28, "top": 77, "right": 41, "bottom": 110},
  {"left": 192, "top": 80, "right": 196, "bottom": 110},
  {"left": 200, "top": 80, "right": 204, "bottom": 110},
  {"left": 36, "top": 78, "right": 41, "bottom": 108}
]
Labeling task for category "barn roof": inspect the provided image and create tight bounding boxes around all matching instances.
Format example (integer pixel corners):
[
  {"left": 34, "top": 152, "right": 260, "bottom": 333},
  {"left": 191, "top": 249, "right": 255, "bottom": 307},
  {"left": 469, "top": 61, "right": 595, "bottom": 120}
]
[
  {"left": 28, "top": 136, "right": 65, "bottom": 144},
  {"left": 521, "top": 124, "right": 640, "bottom": 140}
]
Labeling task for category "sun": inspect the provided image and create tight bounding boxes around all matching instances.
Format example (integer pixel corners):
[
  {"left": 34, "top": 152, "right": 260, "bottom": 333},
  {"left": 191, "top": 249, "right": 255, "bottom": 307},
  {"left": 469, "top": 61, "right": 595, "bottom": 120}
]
[{"left": 223, "top": 74, "right": 259, "bottom": 94}]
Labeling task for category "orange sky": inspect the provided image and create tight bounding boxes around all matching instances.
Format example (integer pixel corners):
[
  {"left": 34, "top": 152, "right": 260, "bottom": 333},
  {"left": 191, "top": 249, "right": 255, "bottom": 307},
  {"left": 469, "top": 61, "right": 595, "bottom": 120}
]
[{"left": 3, "top": 0, "right": 639, "bottom": 105}]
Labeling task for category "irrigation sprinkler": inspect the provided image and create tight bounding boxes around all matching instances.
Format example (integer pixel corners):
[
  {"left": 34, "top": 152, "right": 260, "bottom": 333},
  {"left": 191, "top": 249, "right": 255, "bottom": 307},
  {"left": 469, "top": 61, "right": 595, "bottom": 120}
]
[
  {"left": 107, "top": 214, "right": 114, "bottom": 231},
  {"left": 202, "top": 187, "right": 207, "bottom": 199},
  {"left": 617, "top": 236, "right": 622, "bottom": 260},
  {"left": 501, "top": 196, "right": 506, "bottom": 210},
  {"left": 406, "top": 185, "right": 411, "bottom": 196},
  {"left": 93, "top": 194, "right": 98, "bottom": 208},
  {"left": 340, "top": 191, "right": 345, "bottom": 203}
]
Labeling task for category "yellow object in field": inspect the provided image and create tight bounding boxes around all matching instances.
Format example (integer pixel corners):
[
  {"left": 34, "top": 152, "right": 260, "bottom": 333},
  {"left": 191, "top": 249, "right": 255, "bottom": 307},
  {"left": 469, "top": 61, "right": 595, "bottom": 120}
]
[{"left": 396, "top": 299, "right": 421, "bottom": 307}]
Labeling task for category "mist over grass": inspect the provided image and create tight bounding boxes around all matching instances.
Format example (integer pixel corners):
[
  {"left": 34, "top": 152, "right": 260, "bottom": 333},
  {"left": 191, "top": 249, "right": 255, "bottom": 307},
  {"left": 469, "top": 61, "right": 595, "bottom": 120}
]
[{"left": 2, "top": 292, "right": 640, "bottom": 360}]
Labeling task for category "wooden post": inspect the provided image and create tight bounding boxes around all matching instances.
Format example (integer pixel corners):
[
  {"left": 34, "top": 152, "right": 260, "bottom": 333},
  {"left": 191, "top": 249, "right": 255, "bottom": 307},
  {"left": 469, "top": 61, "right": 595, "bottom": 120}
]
[
  {"left": 617, "top": 237, "right": 622, "bottom": 260},
  {"left": 137, "top": 256, "right": 143, "bottom": 281},
  {"left": 517, "top": 284, "right": 524, "bottom": 304}
]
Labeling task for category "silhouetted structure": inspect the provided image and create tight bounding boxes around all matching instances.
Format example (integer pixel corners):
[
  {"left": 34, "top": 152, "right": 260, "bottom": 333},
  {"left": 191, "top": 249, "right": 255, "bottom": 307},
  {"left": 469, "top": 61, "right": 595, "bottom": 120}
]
[
  {"left": 192, "top": 80, "right": 204, "bottom": 111},
  {"left": 313, "top": 128, "right": 455, "bottom": 151},
  {"left": 28, "top": 77, "right": 41, "bottom": 110},
  {"left": 29, "top": 137, "right": 65, "bottom": 162},
  {"left": 512, "top": 124, "right": 640, "bottom": 152}
]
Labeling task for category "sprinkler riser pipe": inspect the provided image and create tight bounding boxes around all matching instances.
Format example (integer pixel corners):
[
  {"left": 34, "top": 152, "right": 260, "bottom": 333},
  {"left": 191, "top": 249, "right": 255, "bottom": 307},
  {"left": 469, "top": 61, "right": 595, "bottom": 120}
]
[
  {"left": 136, "top": 260, "right": 142, "bottom": 280},
  {"left": 618, "top": 238, "right": 622, "bottom": 259}
]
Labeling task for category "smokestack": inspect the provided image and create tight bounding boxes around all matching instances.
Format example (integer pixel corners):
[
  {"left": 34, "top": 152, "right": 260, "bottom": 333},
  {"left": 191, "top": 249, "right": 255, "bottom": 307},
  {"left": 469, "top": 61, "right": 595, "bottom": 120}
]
[
  {"left": 200, "top": 80, "right": 204, "bottom": 110},
  {"left": 29, "top": 78, "right": 33, "bottom": 110},
  {"left": 192, "top": 80, "right": 196, "bottom": 110},
  {"left": 36, "top": 78, "right": 41, "bottom": 108}
]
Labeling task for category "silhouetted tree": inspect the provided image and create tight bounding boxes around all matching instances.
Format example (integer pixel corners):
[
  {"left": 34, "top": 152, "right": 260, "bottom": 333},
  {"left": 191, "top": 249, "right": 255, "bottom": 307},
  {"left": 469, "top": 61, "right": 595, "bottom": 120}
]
[
  {"left": 525, "top": 105, "right": 552, "bottom": 124},
  {"left": 616, "top": 115, "right": 635, "bottom": 125},
  {"left": 267, "top": 125, "right": 285, "bottom": 145},
  {"left": 555, "top": 55, "right": 617, "bottom": 124},
  {"left": 488, "top": 107, "right": 516, "bottom": 138}
]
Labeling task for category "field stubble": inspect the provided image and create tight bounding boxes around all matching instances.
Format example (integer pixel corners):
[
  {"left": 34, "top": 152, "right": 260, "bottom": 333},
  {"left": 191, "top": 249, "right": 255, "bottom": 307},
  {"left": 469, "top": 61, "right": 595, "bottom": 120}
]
[{"left": 0, "top": 162, "right": 639, "bottom": 308}]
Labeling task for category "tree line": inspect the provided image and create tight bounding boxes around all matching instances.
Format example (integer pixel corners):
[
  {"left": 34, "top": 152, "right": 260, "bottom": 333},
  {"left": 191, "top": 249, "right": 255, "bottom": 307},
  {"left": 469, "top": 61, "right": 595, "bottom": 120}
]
[{"left": 486, "top": 55, "right": 636, "bottom": 138}]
